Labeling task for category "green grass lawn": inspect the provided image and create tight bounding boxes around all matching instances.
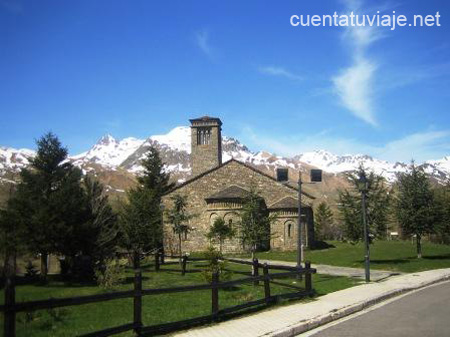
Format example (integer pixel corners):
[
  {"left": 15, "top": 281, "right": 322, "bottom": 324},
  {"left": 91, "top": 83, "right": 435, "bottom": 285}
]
[
  {"left": 0, "top": 260, "right": 359, "bottom": 337},
  {"left": 247, "top": 240, "right": 450, "bottom": 273}
]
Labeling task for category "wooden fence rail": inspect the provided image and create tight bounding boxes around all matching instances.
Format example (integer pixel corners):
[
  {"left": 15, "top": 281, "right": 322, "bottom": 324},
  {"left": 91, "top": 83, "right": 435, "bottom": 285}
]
[{"left": 2, "top": 257, "right": 316, "bottom": 337}]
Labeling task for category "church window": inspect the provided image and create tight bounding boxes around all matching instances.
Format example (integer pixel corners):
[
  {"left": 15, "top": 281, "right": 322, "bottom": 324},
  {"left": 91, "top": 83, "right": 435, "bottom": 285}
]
[
  {"left": 287, "top": 223, "right": 292, "bottom": 238},
  {"left": 197, "top": 127, "right": 212, "bottom": 145}
]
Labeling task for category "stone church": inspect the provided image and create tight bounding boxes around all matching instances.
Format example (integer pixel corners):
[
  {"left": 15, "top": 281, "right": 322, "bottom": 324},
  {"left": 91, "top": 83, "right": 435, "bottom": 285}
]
[{"left": 162, "top": 116, "right": 315, "bottom": 254}]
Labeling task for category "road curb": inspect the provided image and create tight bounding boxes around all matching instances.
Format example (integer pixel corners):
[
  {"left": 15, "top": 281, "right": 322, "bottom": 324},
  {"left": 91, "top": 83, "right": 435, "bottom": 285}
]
[{"left": 269, "top": 275, "right": 450, "bottom": 337}]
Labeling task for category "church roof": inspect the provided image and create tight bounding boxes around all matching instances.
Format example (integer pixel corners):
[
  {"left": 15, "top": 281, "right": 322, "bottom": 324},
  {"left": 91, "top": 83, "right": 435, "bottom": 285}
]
[
  {"left": 205, "top": 185, "right": 250, "bottom": 202},
  {"left": 269, "top": 196, "right": 299, "bottom": 210},
  {"left": 189, "top": 116, "right": 222, "bottom": 125},
  {"left": 165, "top": 159, "right": 315, "bottom": 200}
]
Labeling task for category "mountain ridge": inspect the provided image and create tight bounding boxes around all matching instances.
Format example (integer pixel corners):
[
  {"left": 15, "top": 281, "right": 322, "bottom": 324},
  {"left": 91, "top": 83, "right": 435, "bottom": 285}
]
[{"left": 1, "top": 126, "right": 449, "bottom": 204}]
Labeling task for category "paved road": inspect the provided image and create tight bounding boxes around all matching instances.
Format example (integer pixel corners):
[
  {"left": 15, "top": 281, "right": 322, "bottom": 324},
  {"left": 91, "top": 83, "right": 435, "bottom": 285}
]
[{"left": 308, "top": 281, "right": 450, "bottom": 337}]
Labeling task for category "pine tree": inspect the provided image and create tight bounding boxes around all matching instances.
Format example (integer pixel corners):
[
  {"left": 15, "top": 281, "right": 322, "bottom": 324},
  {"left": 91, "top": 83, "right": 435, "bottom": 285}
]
[
  {"left": 137, "top": 146, "right": 175, "bottom": 198},
  {"left": 10, "top": 133, "right": 86, "bottom": 279},
  {"left": 434, "top": 181, "right": 450, "bottom": 244},
  {"left": 119, "top": 146, "right": 173, "bottom": 267},
  {"left": 338, "top": 167, "right": 391, "bottom": 242},
  {"left": 82, "top": 176, "right": 119, "bottom": 267},
  {"left": 314, "top": 202, "right": 335, "bottom": 241},
  {"left": 396, "top": 164, "right": 436, "bottom": 258},
  {"left": 238, "top": 189, "right": 276, "bottom": 259}
]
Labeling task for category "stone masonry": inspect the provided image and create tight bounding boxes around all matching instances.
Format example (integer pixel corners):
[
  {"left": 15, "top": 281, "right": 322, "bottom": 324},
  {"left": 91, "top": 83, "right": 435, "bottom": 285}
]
[{"left": 162, "top": 116, "right": 315, "bottom": 254}]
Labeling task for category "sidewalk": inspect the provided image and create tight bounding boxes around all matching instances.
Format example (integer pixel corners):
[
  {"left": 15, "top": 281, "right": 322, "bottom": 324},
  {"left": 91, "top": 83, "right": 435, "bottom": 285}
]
[
  {"left": 174, "top": 268, "right": 450, "bottom": 337},
  {"left": 229, "top": 258, "right": 403, "bottom": 281}
]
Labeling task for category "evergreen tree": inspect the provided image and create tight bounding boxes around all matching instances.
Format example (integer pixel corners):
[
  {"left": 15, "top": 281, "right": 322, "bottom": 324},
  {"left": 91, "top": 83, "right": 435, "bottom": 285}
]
[
  {"left": 0, "top": 186, "right": 25, "bottom": 281},
  {"left": 119, "top": 146, "right": 173, "bottom": 267},
  {"left": 10, "top": 133, "right": 86, "bottom": 279},
  {"left": 314, "top": 202, "right": 335, "bottom": 241},
  {"left": 137, "top": 146, "right": 175, "bottom": 198},
  {"left": 82, "top": 176, "right": 119, "bottom": 267},
  {"left": 238, "top": 189, "right": 276, "bottom": 259},
  {"left": 396, "top": 164, "right": 436, "bottom": 258},
  {"left": 434, "top": 181, "right": 450, "bottom": 244},
  {"left": 165, "top": 194, "right": 193, "bottom": 260},
  {"left": 206, "top": 217, "right": 235, "bottom": 254},
  {"left": 338, "top": 167, "right": 391, "bottom": 242}
]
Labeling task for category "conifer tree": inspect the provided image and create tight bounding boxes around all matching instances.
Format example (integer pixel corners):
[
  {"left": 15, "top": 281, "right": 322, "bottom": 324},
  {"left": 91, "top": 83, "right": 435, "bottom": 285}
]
[
  {"left": 10, "top": 133, "right": 85, "bottom": 279},
  {"left": 82, "top": 176, "right": 119, "bottom": 267},
  {"left": 396, "top": 164, "right": 436, "bottom": 258},
  {"left": 314, "top": 202, "right": 335, "bottom": 241},
  {"left": 119, "top": 146, "right": 173, "bottom": 267},
  {"left": 338, "top": 167, "right": 391, "bottom": 242}
]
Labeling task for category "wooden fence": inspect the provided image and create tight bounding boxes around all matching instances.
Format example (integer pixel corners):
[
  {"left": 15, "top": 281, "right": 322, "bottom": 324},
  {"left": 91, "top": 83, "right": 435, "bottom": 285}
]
[{"left": 1, "top": 255, "right": 316, "bottom": 337}]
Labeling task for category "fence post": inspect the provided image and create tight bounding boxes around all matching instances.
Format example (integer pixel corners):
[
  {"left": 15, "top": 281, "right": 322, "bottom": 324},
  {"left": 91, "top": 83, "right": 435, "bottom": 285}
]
[
  {"left": 211, "top": 271, "right": 219, "bottom": 319},
  {"left": 155, "top": 251, "right": 160, "bottom": 271},
  {"left": 133, "top": 258, "right": 143, "bottom": 335},
  {"left": 4, "top": 274, "right": 16, "bottom": 337},
  {"left": 252, "top": 258, "right": 259, "bottom": 286},
  {"left": 181, "top": 254, "right": 188, "bottom": 276},
  {"left": 263, "top": 263, "right": 271, "bottom": 304},
  {"left": 305, "top": 261, "right": 312, "bottom": 294}
]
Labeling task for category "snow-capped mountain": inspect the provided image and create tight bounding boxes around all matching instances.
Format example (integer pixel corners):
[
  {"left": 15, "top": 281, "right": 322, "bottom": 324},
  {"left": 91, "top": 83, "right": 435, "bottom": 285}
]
[
  {"left": 71, "top": 135, "right": 144, "bottom": 169},
  {"left": 0, "top": 147, "right": 34, "bottom": 174},
  {"left": 295, "top": 150, "right": 410, "bottom": 182},
  {"left": 1, "top": 127, "right": 449, "bottom": 192}
]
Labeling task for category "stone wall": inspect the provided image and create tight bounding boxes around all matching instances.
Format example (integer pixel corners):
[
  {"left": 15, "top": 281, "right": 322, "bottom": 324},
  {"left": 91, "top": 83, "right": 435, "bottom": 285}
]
[
  {"left": 190, "top": 121, "right": 222, "bottom": 176},
  {"left": 162, "top": 159, "right": 314, "bottom": 254}
]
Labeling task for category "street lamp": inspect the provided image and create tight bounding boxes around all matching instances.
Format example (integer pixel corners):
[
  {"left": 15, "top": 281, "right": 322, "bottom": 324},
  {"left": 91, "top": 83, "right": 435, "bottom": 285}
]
[
  {"left": 358, "top": 171, "right": 370, "bottom": 282},
  {"left": 297, "top": 169, "right": 322, "bottom": 269}
]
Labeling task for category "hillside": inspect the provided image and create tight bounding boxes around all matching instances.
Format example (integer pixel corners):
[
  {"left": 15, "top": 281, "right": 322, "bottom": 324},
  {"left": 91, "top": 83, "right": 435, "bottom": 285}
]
[{"left": 1, "top": 127, "right": 449, "bottom": 208}]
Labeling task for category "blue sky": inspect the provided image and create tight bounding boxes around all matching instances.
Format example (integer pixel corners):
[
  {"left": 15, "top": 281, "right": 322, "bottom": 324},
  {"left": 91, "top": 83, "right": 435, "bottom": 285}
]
[{"left": 1, "top": 0, "right": 449, "bottom": 162}]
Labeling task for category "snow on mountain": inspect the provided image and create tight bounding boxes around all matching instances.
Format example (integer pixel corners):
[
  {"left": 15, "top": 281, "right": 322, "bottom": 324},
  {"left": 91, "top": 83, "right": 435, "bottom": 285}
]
[
  {"left": 1, "top": 127, "right": 449, "bottom": 185},
  {"left": 296, "top": 150, "right": 409, "bottom": 182},
  {"left": 150, "top": 126, "right": 191, "bottom": 153},
  {"left": 0, "top": 146, "right": 35, "bottom": 173},
  {"left": 71, "top": 134, "right": 144, "bottom": 169}
]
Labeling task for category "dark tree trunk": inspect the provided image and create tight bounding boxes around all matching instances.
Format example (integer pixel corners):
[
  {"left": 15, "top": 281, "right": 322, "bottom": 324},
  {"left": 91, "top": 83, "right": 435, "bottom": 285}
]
[
  {"left": 40, "top": 253, "right": 48, "bottom": 280},
  {"left": 417, "top": 234, "right": 422, "bottom": 258}
]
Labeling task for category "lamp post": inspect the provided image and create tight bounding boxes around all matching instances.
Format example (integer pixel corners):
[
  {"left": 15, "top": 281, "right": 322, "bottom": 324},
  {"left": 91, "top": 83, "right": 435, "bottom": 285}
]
[
  {"left": 297, "top": 169, "right": 322, "bottom": 269},
  {"left": 358, "top": 171, "right": 370, "bottom": 282}
]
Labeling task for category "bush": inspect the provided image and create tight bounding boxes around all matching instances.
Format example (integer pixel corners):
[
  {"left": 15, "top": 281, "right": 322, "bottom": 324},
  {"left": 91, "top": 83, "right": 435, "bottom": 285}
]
[
  {"left": 95, "top": 259, "right": 125, "bottom": 290},
  {"left": 24, "top": 261, "right": 39, "bottom": 281},
  {"left": 201, "top": 246, "right": 231, "bottom": 284}
]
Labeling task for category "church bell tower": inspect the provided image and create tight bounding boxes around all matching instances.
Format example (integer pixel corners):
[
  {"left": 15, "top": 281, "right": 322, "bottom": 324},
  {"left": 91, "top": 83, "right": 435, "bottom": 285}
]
[{"left": 190, "top": 116, "right": 222, "bottom": 176}]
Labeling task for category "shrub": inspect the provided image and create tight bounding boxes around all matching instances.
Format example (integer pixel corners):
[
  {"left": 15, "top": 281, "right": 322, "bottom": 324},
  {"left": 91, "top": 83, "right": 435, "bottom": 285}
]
[
  {"left": 201, "top": 246, "right": 231, "bottom": 284},
  {"left": 95, "top": 259, "right": 125, "bottom": 290},
  {"left": 24, "top": 260, "right": 39, "bottom": 281}
]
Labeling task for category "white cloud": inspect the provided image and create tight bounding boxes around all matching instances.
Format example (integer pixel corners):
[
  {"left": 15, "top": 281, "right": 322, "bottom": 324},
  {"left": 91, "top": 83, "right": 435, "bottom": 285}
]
[
  {"left": 332, "top": 0, "right": 384, "bottom": 126},
  {"left": 332, "top": 58, "right": 377, "bottom": 126},
  {"left": 240, "top": 126, "right": 450, "bottom": 163},
  {"left": 194, "top": 30, "right": 213, "bottom": 58},
  {"left": 258, "top": 66, "right": 303, "bottom": 81}
]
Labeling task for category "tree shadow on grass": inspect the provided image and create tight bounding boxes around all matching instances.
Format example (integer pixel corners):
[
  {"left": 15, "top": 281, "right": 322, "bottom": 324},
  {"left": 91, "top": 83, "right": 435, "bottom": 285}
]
[
  {"left": 311, "top": 241, "right": 336, "bottom": 251},
  {"left": 422, "top": 254, "right": 450, "bottom": 260},
  {"left": 357, "top": 259, "right": 411, "bottom": 265}
]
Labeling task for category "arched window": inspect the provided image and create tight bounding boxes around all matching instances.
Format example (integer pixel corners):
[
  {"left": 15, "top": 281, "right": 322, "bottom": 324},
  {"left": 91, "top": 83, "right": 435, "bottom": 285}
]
[
  {"left": 287, "top": 223, "right": 292, "bottom": 238},
  {"left": 228, "top": 219, "right": 233, "bottom": 228},
  {"left": 197, "top": 127, "right": 212, "bottom": 145}
]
